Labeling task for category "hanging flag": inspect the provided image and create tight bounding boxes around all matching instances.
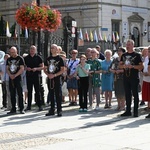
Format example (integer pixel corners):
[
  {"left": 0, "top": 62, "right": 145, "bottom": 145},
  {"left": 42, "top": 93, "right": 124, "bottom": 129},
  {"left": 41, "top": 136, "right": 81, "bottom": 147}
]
[
  {"left": 107, "top": 34, "right": 111, "bottom": 42},
  {"left": 14, "top": 24, "right": 17, "bottom": 39},
  {"left": 14, "top": 28, "right": 17, "bottom": 39},
  {"left": 78, "top": 28, "right": 84, "bottom": 46},
  {"left": 84, "top": 29, "right": 89, "bottom": 41},
  {"left": 6, "top": 21, "right": 11, "bottom": 38},
  {"left": 90, "top": 30, "right": 93, "bottom": 42},
  {"left": 98, "top": 28, "right": 103, "bottom": 41},
  {"left": 25, "top": 27, "right": 28, "bottom": 39},
  {"left": 116, "top": 31, "right": 120, "bottom": 42},
  {"left": 79, "top": 28, "right": 83, "bottom": 40},
  {"left": 94, "top": 30, "right": 98, "bottom": 43},
  {"left": 103, "top": 33, "right": 107, "bottom": 42},
  {"left": 112, "top": 32, "right": 116, "bottom": 43}
]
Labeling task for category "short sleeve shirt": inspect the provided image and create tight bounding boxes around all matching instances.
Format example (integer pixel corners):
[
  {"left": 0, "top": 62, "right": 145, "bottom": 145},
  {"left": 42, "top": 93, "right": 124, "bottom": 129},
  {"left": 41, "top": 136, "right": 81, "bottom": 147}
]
[
  {"left": 44, "top": 55, "right": 64, "bottom": 76},
  {"left": 76, "top": 63, "right": 90, "bottom": 77},
  {"left": 24, "top": 54, "right": 43, "bottom": 76},
  {"left": 66, "top": 59, "right": 79, "bottom": 75},
  {"left": 120, "top": 52, "right": 142, "bottom": 79},
  {"left": 87, "top": 58, "right": 101, "bottom": 87},
  {"left": 6, "top": 55, "right": 24, "bottom": 75}
]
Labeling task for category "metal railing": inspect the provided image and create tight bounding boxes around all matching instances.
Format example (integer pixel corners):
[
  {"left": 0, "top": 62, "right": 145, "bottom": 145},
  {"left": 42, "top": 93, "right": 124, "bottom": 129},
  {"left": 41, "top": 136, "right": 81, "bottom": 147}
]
[{"left": 0, "top": 36, "right": 28, "bottom": 46}]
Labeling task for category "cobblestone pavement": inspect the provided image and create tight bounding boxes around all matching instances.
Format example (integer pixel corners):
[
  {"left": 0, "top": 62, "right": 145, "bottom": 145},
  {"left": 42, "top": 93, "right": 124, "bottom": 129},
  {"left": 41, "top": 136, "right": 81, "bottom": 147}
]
[{"left": 0, "top": 132, "right": 69, "bottom": 150}]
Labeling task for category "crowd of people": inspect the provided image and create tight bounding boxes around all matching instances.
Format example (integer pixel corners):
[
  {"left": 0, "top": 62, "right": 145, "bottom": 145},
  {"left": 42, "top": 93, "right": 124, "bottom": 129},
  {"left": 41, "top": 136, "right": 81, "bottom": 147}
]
[{"left": 0, "top": 39, "right": 150, "bottom": 118}]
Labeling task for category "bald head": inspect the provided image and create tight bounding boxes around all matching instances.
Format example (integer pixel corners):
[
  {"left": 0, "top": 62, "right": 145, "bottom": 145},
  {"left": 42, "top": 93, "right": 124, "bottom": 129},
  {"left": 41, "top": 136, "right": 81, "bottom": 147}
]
[
  {"left": 9, "top": 46, "right": 18, "bottom": 58},
  {"left": 30, "top": 45, "right": 37, "bottom": 56},
  {"left": 51, "top": 44, "right": 58, "bottom": 56},
  {"left": 85, "top": 48, "right": 92, "bottom": 59}
]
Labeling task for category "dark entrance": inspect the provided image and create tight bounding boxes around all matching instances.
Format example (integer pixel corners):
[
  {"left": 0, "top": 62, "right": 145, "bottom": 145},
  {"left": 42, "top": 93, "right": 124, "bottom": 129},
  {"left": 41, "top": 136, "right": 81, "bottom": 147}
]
[{"left": 131, "top": 27, "right": 140, "bottom": 47}]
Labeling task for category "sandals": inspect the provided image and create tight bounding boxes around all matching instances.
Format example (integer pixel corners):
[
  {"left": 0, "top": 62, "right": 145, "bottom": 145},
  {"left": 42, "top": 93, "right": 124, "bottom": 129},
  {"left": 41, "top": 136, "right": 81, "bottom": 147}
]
[{"left": 104, "top": 104, "right": 110, "bottom": 109}]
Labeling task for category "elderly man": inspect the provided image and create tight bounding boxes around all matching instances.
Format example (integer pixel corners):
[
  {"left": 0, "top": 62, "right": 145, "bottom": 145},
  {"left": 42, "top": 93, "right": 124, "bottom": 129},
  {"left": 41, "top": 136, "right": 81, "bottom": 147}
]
[
  {"left": 119, "top": 39, "right": 143, "bottom": 117},
  {"left": 24, "top": 45, "right": 44, "bottom": 111},
  {"left": 85, "top": 48, "right": 92, "bottom": 60},
  {"left": 6, "top": 46, "right": 25, "bottom": 114},
  {"left": 87, "top": 48, "right": 102, "bottom": 110}
]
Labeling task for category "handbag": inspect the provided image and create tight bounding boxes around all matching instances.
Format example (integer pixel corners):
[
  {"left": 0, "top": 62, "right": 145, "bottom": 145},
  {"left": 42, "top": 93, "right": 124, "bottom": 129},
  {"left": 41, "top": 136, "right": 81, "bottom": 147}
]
[
  {"left": 67, "top": 59, "right": 76, "bottom": 75},
  {"left": 62, "top": 81, "right": 68, "bottom": 96}
]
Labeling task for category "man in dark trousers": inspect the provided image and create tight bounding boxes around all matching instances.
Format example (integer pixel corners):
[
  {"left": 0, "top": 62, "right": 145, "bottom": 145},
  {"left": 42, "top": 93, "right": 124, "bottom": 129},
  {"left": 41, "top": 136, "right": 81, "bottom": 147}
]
[
  {"left": 44, "top": 44, "right": 65, "bottom": 117},
  {"left": 119, "top": 39, "right": 143, "bottom": 117},
  {"left": 24, "top": 45, "right": 44, "bottom": 111},
  {"left": 6, "top": 46, "right": 25, "bottom": 114}
]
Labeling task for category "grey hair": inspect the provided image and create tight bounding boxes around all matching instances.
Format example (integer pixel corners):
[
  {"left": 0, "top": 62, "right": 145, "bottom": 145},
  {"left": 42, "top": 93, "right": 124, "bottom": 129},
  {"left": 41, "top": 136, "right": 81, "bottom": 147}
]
[
  {"left": 104, "top": 49, "right": 112, "bottom": 56},
  {"left": 126, "top": 39, "right": 135, "bottom": 46}
]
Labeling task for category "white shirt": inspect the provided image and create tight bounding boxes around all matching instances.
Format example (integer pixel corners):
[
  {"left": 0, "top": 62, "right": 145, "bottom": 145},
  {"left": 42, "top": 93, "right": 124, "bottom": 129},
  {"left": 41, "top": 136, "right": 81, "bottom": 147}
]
[
  {"left": 67, "top": 58, "right": 79, "bottom": 75},
  {"left": 143, "top": 56, "right": 150, "bottom": 82}
]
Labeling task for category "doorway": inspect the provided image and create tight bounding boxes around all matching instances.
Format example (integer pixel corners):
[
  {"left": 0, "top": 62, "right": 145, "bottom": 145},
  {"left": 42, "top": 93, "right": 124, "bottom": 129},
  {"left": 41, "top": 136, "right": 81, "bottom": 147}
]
[{"left": 131, "top": 27, "right": 140, "bottom": 47}]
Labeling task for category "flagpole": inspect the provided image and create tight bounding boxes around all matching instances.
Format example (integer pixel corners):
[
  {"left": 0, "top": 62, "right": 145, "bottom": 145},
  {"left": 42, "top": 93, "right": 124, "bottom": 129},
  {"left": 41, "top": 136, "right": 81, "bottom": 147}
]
[{"left": 17, "top": 0, "right": 21, "bottom": 55}]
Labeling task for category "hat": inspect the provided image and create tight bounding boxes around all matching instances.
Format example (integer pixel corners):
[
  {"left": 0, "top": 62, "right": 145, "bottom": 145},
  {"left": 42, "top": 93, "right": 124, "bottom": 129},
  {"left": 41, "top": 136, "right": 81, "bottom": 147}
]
[{"left": 59, "top": 51, "right": 66, "bottom": 57}]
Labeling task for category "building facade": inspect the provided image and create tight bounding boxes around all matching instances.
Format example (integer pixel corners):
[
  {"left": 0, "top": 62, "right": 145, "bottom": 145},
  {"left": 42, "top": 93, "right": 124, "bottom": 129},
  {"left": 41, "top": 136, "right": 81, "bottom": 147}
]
[{"left": 0, "top": 0, "right": 150, "bottom": 55}]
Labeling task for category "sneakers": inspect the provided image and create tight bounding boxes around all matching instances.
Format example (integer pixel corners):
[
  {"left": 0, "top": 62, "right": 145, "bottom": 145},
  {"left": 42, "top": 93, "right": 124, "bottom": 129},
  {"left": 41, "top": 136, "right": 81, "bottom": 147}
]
[
  {"left": 120, "top": 112, "right": 132, "bottom": 117},
  {"left": 79, "top": 108, "right": 87, "bottom": 112},
  {"left": 79, "top": 108, "right": 83, "bottom": 112},
  {"left": 83, "top": 108, "right": 87, "bottom": 112},
  {"left": 95, "top": 106, "right": 100, "bottom": 110}
]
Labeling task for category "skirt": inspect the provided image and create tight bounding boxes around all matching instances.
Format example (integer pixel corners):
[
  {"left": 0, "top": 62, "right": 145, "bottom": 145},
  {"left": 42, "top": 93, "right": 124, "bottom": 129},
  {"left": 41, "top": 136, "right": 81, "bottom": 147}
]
[
  {"left": 142, "top": 81, "right": 150, "bottom": 102},
  {"left": 114, "top": 79, "right": 125, "bottom": 99},
  {"left": 67, "top": 77, "right": 78, "bottom": 89}
]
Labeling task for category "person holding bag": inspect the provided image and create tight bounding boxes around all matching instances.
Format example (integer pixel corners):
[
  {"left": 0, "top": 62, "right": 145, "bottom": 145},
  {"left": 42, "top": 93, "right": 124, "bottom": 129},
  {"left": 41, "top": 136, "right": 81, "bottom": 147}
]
[{"left": 66, "top": 50, "right": 79, "bottom": 106}]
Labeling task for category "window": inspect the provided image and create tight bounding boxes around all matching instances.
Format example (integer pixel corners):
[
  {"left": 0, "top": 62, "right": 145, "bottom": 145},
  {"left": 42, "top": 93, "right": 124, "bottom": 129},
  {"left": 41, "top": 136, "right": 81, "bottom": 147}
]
[{"left": 112, "top": 20, "right": 120, "bottom": 34}]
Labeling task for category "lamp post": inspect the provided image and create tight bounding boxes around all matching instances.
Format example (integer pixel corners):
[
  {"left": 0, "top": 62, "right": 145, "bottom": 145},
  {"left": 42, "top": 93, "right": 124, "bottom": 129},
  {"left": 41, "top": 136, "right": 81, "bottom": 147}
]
[{"left": 36, "top": 0, "right": 41, "bottom": 55}]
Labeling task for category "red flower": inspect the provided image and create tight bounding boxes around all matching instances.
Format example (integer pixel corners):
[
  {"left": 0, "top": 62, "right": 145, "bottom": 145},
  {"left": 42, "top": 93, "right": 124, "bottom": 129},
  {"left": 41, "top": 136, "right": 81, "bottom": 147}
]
[{"left": 15, "top": 3, "right": 62, "bottom": 31}]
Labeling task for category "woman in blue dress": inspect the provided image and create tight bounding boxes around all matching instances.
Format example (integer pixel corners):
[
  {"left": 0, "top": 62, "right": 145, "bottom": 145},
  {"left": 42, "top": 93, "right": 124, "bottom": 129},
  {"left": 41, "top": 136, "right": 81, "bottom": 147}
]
[{"left": 101, "top": 49, "right": 114, "bottom": 109}]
